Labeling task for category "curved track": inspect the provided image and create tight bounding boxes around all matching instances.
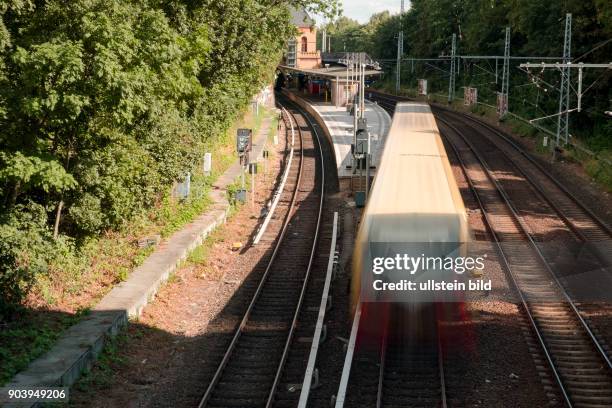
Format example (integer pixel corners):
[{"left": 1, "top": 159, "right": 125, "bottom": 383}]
[
  {"left": 368, "top": 90, "right": 612, "bottom": 407},
  {"left": 439, "top": 116, "right": 612, "bottom": 408},
  {"left": 198, "top": 97, "right": 326, "bottom": 408}
]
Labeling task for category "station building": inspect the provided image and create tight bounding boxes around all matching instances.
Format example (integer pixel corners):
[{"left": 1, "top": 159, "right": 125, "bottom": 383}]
[
  {"left": 280, "top": 9, "right": 382, "bottom": 108},
  {"left": 285, "top": 7, "right": 321, "bottom": 70}
]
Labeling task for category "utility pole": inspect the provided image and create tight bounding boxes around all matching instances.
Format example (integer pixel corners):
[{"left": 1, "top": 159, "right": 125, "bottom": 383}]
[
  {"left": 448, "top": 33, "right": 456, "bottom": 103},
  {"left": 395, "top": 0, "right": 404, "bottom": 94},
  {"left": 556, "top": 13, "right": 572, "bottom": 146},
  {"left": 518, "top": 61, "right": 611, "bottom": 133},
  {"left": 500, "top": 27, "right": 511, "bottom": 117},
  {"left": 360, "top": 54, "right": 365, "bottom": 118},
  {"left": 322, "top": 29, "right": 327, "bottom": 53}
]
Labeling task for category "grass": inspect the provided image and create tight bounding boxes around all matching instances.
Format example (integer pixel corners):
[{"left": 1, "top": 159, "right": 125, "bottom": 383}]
[
  {"left": 1, "top": 103, "right": 276, "bottom": 387},
  {"left": 0, "top": 309, "right": 87, "bottom": 385},
  {"left": 73, "top": 330, "right": 131, "bottom": 393},
  {"left": 44, "top": 105, "right": 278, "bottom": 404}
]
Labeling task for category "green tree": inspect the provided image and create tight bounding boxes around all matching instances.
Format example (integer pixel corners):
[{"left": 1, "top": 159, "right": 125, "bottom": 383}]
[{"left": 0, "top": 0, "right": 339, "bottom": 317}]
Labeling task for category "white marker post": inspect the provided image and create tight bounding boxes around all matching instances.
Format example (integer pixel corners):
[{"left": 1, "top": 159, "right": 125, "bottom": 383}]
[
  {"left": 249, "top": 162, "right": 257, "bottom": 209},
  {"left": 203, "top": 152, "right": 212, "bottom": 177}
]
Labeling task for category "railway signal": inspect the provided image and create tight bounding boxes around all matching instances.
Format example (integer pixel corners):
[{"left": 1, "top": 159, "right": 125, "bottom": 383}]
[
  {"left": 353, "top": 118, "right": 370, "bottom": 206},
  {"left": 236, "top": 128, "right": 252, "bottom": 203}
]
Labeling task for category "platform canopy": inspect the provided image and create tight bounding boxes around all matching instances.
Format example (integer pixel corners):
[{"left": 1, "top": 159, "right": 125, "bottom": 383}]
[{"left": 278, "top": 65, "right": 384, "bottom": 80}]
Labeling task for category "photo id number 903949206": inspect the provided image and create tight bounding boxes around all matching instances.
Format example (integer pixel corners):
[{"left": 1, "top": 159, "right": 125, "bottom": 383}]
[{"left": 1, "top": 387, "right": 69, "bottom": 404}]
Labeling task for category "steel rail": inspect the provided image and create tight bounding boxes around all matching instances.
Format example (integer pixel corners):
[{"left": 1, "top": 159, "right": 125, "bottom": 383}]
[
  {"left": 334, "top": 302, "right": 362, "bottom": 408},
  {"left": 437, "top": 321, "right": 448, "bottom": 408},
  {"left": 436, "top": 116, "right": 573, "bottom": 407},
  {"left": 369, "top": 89, "right": 612, "bottom": 405},
  {"left": 369, "top": 89, "right": 611, "bottom": 243},
  {"left": 438, "top": 115, "right": 612, "bottom": 371},
  {"left": 439, "top": 115, "right": 612, "bottom": 407},
  {"left": 374, "top": 319, "right": 447, "bottom": 408},
  {"left": 198, "top": 99, "right": 311, "bottom": 408},
  {"left": 375, "top": 320, "right": 389, "bottom": 408},
  {"left": 434, "top": 108, "right": 612, "bottom": 274},
  {"left": 297, "top": 211, "right": 339, "bottom": 408},
  {"left": 435, "top": 106, "right": 612, "bottom": 239},
  {"left": 252, "top": 106, "right": 296, "bottom": 244},
  {"left": 265, "top": 100, "right": 327, "bottom": 408}
]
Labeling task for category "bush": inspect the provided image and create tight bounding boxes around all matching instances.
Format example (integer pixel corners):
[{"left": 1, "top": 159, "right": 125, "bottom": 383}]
[
  {"left": 0, "top": 0, "right": 338, "bottom": 315},
  {"left": 585, "top": 159, "right": 612, "bottom": 192},
  {"left": 0, "top": 202, "right": 53, "bottom": 319}
]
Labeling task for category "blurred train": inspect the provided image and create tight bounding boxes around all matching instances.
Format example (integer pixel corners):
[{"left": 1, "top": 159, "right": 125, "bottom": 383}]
[{"left": 351, "top": 102, "right": 471, "bottom": 345}]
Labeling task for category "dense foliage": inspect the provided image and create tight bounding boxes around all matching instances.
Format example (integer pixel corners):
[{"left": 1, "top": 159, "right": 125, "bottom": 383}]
[
  {"left": 322, "top": 0, "right": 611, "bottom": 152},
  {"left": 0, "top": 0, "right": 338, "bottom": 318}
]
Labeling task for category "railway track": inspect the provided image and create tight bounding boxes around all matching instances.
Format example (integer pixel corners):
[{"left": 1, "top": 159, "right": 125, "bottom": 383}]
[
  {"left": 437, "top": 116, "right": 612, "bottom": 407},
  {"left": 198, "top": 96, "right": 327, "bottom": 408},
  {"left": 367, "top": 90, "right": 612, "bottom": 406},
  {"left": 368, "top": 89, "right": 612, "bottom": 243},
  {"left": 433, "top": 108, "right": 612, "bottom": 243},
  {"left": 377, "top": 314, "right": 447, "bottom": 408},
  {"left": 335, "top": 306, "right": 448, "bottom": 408}
]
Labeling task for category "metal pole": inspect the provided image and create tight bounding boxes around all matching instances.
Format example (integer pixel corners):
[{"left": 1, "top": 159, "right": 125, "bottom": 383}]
[
  {"left": 363, "top": 61, "right": 365, "bottom": 115},
  {"left": 448, "top": 33, "right": 456, "bottom": 103},
  {"left": 351, "top": 53, "right": 354, "bottom": 85},
  {"left": 500, "top": 27, "right": 511, "bottom": 117},
  {"left": 336, "top": 75, "right": 339, "bottom": 107},
  {"left": 556, "top": 13, "right": 572, "bottom": 147},
  {"left": 346, "top": 53, "right": 349, "bottom": 106},
  {"left": 322, "top": 30, "right": 326, "bottom": 53},
  {"left": 577, "top": 66, "right": 583, "bottom": 112},
  {"left": 360, "top": 59, "right": 365, "bottom": 118},
  {"left": 495, "top": 57, "right": 498, "bottom": 83},
  {"left": 365, "top": 132, "right": 370, "bottom": 200},
  {"left": 396, "top": 0, "right": 404, "bottom": 94},
  {"left": 241, "top": 162, "right": 245, "bottom": 191},
  {"left": 362, "top": 60, "right": 365, "bottom": 115}
]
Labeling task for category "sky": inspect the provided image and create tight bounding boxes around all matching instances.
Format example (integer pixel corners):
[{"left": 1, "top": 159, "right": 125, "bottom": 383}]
[{"left": 333, "top": 0, "right": 405, "bottom": 24}]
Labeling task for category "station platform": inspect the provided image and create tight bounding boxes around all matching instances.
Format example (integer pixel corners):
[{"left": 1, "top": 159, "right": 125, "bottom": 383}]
[{"left": 283, "top": 91, "right": 392, "bottom": 179}]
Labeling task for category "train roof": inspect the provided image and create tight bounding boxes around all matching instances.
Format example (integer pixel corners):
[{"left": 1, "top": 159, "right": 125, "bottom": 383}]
[{"left": 366, "top": 101, "right": 467, "bottom": 222}]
